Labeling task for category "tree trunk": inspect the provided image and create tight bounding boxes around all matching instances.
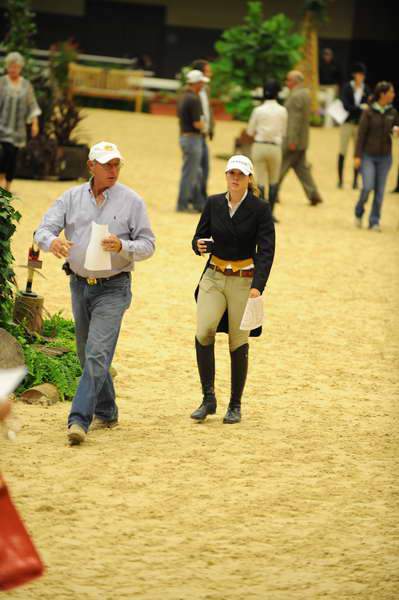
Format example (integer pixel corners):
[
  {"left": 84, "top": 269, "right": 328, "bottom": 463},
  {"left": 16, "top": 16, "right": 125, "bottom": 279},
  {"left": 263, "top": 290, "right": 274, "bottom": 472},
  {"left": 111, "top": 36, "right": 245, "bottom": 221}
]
[
  {"left": 13, "top": 293, "right": 44, "bottom": 334},
  {"left": 297, "top": 12, "right": 320, "bottom": 114}
]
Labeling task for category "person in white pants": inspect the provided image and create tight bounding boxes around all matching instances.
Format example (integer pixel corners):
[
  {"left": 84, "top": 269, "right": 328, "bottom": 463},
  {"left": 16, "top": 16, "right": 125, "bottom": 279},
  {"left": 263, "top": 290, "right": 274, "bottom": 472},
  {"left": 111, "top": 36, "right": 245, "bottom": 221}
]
[{"left": 246, "top": 80, "right": 287, "bottom": 222}]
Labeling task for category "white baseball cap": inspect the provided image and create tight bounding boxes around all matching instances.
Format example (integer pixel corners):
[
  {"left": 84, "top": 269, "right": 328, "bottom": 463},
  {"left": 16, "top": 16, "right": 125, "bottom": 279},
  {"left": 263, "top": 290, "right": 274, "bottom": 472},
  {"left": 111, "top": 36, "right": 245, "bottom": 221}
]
[
  {"left": 186, "top": 69, "right": 210, "bottom": 84},
  {"left": 225, "top": 155, "right": 254, "bottom": 176},
  {"left": 89, "top": 141, "right": 123, "bottom": 164}
]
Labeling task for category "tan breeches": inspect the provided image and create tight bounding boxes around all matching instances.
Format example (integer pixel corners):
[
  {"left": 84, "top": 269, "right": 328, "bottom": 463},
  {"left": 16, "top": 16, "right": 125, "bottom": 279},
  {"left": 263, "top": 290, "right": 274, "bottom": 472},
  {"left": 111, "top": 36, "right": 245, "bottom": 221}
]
[
  {"left": 339, "top": 122, "right": 358, "bottom": 157},
  {"left": 196, "top": 268, "right": 251, "bottom": 351},
  {"left": 251, "top": 143, "right": 282, "bottom": 188}
]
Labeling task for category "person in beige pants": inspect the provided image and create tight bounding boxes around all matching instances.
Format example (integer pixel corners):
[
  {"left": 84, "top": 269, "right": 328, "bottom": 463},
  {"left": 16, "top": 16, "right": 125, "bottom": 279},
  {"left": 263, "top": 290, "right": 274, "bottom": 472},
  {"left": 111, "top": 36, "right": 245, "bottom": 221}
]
[
  {"left": 247, "top": 80, "right": 287, "bottom": 222},
  {"left": 279, "top": 71, "right": 323, "bottom": 206},
  {"left": 191, "top": 155, "right": 275, "bottom": 424}
]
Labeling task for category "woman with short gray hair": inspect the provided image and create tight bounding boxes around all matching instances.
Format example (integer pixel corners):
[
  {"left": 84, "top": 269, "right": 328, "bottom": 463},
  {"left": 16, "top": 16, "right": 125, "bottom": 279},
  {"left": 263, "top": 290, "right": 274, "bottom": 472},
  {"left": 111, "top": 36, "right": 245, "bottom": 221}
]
[{"left": 0, "top": 51, "right": 41, "bottom": 191}]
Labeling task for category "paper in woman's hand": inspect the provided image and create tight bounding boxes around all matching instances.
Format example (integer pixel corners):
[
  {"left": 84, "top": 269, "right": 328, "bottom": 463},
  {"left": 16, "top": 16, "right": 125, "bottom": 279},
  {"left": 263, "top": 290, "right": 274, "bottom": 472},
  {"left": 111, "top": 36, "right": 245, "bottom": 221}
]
[
  {"left": 0, "top": 367, "right": 27, "bottom": 403},
  {"left": 240, "top": 296, "right": 264, "bottom": 331},
  {"left": 84, "top": 223, "right": 112, "bottom": 271}
]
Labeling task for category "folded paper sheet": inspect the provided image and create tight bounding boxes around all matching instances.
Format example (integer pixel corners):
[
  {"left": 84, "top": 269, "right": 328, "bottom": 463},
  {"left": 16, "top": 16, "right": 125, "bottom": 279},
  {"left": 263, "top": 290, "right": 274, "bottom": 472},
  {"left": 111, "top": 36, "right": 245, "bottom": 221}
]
[
  {"left": 326, "top": 99, "right": 349, "bottom": 125},
  {"left": 84, "top": 223, "right": 112, "bottom": 271},
  {"left": 0, "top": 367, "right": 27, "bottom": 403},
  {"left": 240, "top": 296, "right": 264, "bottom": 331}
]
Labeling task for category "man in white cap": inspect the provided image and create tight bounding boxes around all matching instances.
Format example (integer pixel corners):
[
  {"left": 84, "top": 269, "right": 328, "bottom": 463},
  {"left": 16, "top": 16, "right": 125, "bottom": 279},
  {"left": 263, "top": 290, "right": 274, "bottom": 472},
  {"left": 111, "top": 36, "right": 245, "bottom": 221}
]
[
  {"left": 176, "top": 69, "right": 209, "bottom": 212},
  {"left": 35, "top": 141, "right": 155, "bottom": 445}
]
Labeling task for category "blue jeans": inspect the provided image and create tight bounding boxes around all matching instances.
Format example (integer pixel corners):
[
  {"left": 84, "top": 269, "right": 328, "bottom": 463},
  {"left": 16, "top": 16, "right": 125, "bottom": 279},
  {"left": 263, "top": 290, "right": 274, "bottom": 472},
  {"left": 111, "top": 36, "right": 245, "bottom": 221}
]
[
  {"left": 355, "top": 153, "right": 392, "bottom": 226},
  {"left": 177, "top": 134, "right": 205, "bottom": 211},
  {"left": 68, "top": 273, "right": 132, "bottom": 432}
]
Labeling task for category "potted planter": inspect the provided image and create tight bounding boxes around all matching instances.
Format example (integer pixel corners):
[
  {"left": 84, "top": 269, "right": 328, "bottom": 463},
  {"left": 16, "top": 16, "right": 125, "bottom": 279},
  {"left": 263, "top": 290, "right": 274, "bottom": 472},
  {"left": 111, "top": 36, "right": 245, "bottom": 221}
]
[{"left": 57, "top": 143, "right": 89, "bottom": 180}]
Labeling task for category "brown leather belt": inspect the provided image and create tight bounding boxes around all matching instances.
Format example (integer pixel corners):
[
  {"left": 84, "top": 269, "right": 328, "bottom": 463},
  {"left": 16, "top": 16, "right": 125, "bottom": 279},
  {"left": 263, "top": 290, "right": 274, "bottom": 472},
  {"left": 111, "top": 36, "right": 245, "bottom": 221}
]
[
  {"left": 209, "top": 264, "right": 254, "bottom": 278},
  {"left": 72, "top": 271, "right": 129, "bottom": 286}
]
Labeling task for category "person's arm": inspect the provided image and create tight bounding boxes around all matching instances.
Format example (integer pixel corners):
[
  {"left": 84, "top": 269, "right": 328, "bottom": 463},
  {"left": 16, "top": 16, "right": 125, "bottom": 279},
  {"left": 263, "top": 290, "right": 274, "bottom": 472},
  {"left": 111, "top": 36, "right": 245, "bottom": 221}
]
[
  {"left": 286, "top": 93, "right": 305, "bottom": 149},
  {"left": 118, "top": 199, "right": 155, "bottom": 262},
  {"left": 192, "top": 199, "right": 212, "bottom": 255},
  {"left": 251, "top": 202, "right": 275, "bottom": 294},
  {"left": 246, "top": 108, "right": 257, "bottom": 138},
  {"left": 26, "top": 82, "right": 41, "bottom": 136},
  {"left": 281, "top": 107, "right": 288, "bottom": 139},
  {"left": 341, "top": 83, "right": 359, "bottom": 119},
  {"left": 190, "top": 96, "right": 204, "bottom": 131},
  {"left": 34, "top": 192, "right": 71, "bottom": 257}
]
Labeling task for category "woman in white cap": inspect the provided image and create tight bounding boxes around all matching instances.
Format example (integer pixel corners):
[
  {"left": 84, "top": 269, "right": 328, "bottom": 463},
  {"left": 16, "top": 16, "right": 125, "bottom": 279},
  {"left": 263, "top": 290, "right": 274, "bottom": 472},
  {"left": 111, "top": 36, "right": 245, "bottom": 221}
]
[
  {"left": 0, "top": 52, "right": 41, "bottom": 191},
  {"left": 191, "top": 155, "right": 275, "bottom": 424}
]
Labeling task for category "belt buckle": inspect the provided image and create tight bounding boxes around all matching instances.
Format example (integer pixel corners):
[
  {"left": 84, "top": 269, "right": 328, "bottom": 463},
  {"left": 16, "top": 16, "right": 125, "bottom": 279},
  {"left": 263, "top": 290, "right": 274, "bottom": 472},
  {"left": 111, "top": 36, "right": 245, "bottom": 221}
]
[{"left": 87, "top": 277, "right": 97, "bottom": 285}]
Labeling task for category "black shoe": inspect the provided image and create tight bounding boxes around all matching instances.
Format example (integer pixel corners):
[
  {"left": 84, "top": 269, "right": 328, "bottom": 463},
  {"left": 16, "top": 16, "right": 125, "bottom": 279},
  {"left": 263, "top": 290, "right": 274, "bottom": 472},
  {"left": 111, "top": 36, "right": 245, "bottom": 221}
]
[
  {"left": 310, "top": 195, "right": 323, "bottom": 206},
  {"left": 191, "top": 400, "right": 217, "bottom": 421},
  {"left": 191, "top": 339, "right": 217, "bottom": 421},
  {"left": 223, "top": 344, "right": 248, "bottom": 424},
  {"left": 337, "top": 154, "right": 344, "bottom": 189},
  {"left": 223, "top": 405, "right": 241, "bottom": 424}
]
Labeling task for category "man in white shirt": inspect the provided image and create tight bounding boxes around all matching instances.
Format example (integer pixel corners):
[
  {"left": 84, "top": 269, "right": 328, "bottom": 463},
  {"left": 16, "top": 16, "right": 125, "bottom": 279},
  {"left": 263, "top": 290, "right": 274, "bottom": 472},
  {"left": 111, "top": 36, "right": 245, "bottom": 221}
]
[
  {"left": 247, "top": 80, "right": 287, "bottom": 221},
  {"left": 192, "top": 59, "right": 215, "bottom": 198}
]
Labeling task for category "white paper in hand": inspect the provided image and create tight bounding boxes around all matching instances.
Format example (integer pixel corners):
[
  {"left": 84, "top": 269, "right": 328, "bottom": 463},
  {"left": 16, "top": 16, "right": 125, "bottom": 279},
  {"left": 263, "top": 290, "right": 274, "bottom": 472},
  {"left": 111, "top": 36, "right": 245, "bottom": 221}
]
[
  {"left": 240, "top": 296, "right": 264, "bottom": 331},
  {"left": 0, "top": 366, "right": 27, "bottom": 403},
  {"left": 84, "top": 223, "right": 112, "bottom": 271},
  {"left": 326, "top": 99, "right": 349, "bottom": 125}
]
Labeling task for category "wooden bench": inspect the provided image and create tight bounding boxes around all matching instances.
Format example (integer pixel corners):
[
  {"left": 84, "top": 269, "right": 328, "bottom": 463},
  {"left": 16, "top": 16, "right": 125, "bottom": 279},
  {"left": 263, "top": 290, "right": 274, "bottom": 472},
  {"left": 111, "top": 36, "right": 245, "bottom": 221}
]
[{"left": 69, "top": 63, "right": 144, "bottom": 112}]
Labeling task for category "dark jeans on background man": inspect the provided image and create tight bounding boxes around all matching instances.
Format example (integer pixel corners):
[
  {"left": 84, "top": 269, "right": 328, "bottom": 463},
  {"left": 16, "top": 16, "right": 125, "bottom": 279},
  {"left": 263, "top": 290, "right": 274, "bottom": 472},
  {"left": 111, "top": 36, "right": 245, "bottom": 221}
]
[
  {"left": 279, "top": 149, "right": 320, "bottom": 202},
  {"left": 177, "top": 134, "right": 205, "bottom": 212},
  {"left": 200, "top": 135, "right": 209, "bottom": 198},
  {"left": 355, "top": 153, "right": 392, "bottom": 226},
  {"left": 68, "top": 273, "right": 132, "bottom": 432}
]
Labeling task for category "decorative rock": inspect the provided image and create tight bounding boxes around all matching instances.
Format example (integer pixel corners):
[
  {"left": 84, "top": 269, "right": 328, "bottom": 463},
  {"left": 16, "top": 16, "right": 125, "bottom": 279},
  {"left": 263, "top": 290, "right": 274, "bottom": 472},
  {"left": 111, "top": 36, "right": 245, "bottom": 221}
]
[
  {"left": 0, "top": 328, "right": 25, "bottom": 368},
  {"left": 19, "top": 383, "right": 60, "bottom": 406}
]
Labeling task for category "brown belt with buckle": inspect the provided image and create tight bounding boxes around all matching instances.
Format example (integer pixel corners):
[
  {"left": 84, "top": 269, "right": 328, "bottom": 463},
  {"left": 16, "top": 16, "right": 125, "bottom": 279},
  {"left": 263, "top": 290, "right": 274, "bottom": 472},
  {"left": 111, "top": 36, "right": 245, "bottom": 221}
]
[
  {"left": 209, "top": 264, "right": 254, "bottom": 278},
  {"left": 72, "top": 271, "right": 129, "bottom": 286}
]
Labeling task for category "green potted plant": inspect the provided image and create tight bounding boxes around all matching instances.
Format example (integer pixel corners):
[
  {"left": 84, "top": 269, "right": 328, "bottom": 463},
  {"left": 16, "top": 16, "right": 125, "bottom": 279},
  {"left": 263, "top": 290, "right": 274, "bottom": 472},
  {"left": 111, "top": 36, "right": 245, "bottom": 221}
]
[
  {"left": 48, "top": 40, "right": 89, "bottom": 180},
  {"left": 211, "top": 1, "right": 304, "bottom": 121},
  {"left": 149, "top": 91, "right": 178, "bottom": 116}
]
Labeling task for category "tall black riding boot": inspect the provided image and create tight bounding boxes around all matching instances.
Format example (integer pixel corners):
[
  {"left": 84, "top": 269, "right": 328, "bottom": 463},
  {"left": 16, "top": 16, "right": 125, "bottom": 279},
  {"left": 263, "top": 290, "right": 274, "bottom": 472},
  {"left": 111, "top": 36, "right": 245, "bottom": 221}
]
[
  {"left": 392, "top": 167, "right": 399, "bottom": 193},
  {"left": 191, "top": 338, "right": 217, "bottom": 421},
  {"left": 352, "top": 168, "right": 360, "bottom": 190},
  {"left": 223, "top": 344, "right": 249, "bottom": 424},
  {"left": 337, "top": 154, "right": 344, "bottom": 188},
  {"left": 268, "top": 184, "right": 279, "bottom": 222}
]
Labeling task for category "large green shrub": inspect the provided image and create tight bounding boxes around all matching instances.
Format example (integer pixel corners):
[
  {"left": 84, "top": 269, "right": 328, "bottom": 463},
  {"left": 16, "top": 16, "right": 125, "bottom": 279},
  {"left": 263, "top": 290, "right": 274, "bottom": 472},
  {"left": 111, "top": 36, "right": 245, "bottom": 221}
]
[
  {"left": 212, "top": 1, "right": 303, "bottom": 120},
  {"left": 0, "top": 188, "right": 21, "bottom": 328}
]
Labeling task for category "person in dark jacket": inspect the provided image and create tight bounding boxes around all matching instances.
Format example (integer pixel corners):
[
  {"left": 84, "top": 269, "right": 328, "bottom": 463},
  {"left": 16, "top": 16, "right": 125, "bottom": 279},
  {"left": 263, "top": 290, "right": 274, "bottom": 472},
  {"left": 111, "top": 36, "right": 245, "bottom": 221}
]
[
  {"left": 338, "top": 63, "right": 370, "bottom": 189},
  {"left": 190, "top": 155, "right": 275, "bottom": 424},
  {"left": 354, "top": 82, "right": 399, "bottom": 231}
]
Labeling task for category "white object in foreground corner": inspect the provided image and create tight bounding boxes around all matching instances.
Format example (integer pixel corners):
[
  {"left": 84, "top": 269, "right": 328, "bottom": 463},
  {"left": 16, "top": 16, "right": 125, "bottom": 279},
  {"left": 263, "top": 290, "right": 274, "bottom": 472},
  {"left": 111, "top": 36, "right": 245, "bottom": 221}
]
[
  {"left": 240, "top": 296, "right": 264, "bottom": 331},
  {"left": 326, "top": 99, "right": 349, "bottom": 125},
  {"left": 0, "top": 366, "right": 27, "bottom": 404},
  {"left": 84, "top": 222, "right": 112, "bottom": 271}
]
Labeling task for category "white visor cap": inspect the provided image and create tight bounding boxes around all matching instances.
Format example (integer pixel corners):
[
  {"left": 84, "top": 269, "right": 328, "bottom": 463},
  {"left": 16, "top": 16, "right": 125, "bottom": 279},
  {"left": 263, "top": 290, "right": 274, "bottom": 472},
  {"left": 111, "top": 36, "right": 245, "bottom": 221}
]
[{"left": 225, "top": 155, "right": 254, "bottom": 176}]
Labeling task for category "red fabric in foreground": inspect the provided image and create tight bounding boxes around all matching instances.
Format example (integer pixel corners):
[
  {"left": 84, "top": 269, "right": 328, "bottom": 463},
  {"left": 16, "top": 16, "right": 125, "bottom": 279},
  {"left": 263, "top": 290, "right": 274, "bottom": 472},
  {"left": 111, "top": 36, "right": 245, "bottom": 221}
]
[{"left": 0, "top": 476, "right": 44, "bottom": 591}]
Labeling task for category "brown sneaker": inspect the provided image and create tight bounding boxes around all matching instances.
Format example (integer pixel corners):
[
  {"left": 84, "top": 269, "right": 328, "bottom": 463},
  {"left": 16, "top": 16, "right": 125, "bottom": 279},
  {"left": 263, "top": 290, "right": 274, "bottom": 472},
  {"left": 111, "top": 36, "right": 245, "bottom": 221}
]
[
  {"left": 68, "top": 423, "right": 86, "bottom": 445},
  {"left": 90, "top": 417, "right": 119, "bottom": 431}
]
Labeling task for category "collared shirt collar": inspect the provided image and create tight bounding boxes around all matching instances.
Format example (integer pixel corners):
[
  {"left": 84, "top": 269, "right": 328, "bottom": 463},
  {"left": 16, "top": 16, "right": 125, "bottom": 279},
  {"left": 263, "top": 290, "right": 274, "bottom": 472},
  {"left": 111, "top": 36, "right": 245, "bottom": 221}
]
[
  {"left": 88, "top": 177, "right": 112, "bottom": 205},
  {"left": 372, "top": 102, "right": 392, "bottom": 114},
  {"left": 225, "top": 189, "right": 248, "bottom": 217}
]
